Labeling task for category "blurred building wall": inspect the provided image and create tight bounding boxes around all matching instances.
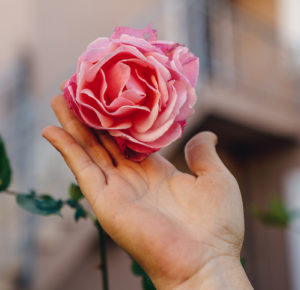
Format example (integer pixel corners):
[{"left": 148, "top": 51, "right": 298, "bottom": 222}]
[
  {"left": 285, "top": 168, "right": 300, "bottom": 290},
  {"left": 0, "top": 0, "right": 35, "bottom": 72},
  {"left": 277, "top": 0, "right": 300, "bottom": 67}
]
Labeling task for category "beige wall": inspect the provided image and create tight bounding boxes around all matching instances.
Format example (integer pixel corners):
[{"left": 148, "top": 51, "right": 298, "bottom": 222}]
[
  {"left": 33, "top": 0, "right": 162, "bottom": 96},
  {"left": 0, "top": 0, "right": 35, "bottom": 72},
  {"left": 0, "top": 0, "right": 163, "bottom": 93}
]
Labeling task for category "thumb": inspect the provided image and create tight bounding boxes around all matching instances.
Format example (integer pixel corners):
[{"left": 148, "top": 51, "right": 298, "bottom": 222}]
[{"left": 184, "top": 131, "right": 227, "bottom": 176}]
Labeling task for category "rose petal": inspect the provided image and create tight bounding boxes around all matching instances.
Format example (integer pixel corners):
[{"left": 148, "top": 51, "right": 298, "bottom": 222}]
[
  {"left": 80, "top": 88, "right": 148, "bottom": 118},
  {"left": 85, "top": 45, "right": 144, "bottom": 77},
  {"left": 79, "top": 38, "right": 116, "bottom": 64},
  {"left": 135, "top": 69, "right": 159, "bottom": 94},
  {"left": 119, "top": 89, "right": 146, "bottom": 104},
  {"left": 150, "top": 63, "right": 169, "bottom": 107},
  {"left": 64, "top": 74, "right": 84, "bottom": 123},
  {"left": 171, "top": 46, "right": 199, "bottom": 87},
  {"left": 78, "top": 90, "right": 114, "bottom": 128},
  {"left": 151, "top": 40, "right": 178, "bottom": 55},
  {"left": 126, "top": 72, "right": 146, "bottom": 96},
  {"left": 130, "top": 117, "right": 175, "bottom": 142},
  {"left": 108, "top": 95, "right": 150, "bottom": 116},
  {"left": 109, "top": 130, "right": 154, "bottom": 148},
  {"left": 147, "top": 122, "right": 183, "bottom": 147},
  {"left": 110, "top": 121, "right": 182, "bottom": 149},
  {"left": 105, "top": 62, "right": 131, "bottom": 102},
  {"left": 117, "top": 34, "right": 159, "bottom": 53},
  {"left": 78, "top": 101, "right": 132, "bottom": 130},
  {"left": 150, "top": 81, "right": 181, "bottom": 129},
  {"left": 133, "top": 93, "right": 160, "bottom": 133},
  {"left": 146, "top": 55, "right": 171, "bottom": 81},
  {"left": 175, "top": 85, "right": 197, "bottom": 121},
  {"left": 145, "top": 51, "right": 169, "bottom": 66}
]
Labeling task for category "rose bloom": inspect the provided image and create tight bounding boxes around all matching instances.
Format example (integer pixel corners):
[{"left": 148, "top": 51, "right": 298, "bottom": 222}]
[{"left": 64, "top": 25, "right": 199, "bottom": 161}]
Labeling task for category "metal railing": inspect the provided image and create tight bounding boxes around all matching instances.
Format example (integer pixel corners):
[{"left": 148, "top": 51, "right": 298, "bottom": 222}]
[{"left": 187, "top": 0, "right": 300, "bottom": 113}]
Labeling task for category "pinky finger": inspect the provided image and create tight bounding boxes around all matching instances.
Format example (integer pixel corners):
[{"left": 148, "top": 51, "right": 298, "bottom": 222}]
[{"left": 42, "top": 126, "right": 106, "bottom": 206}]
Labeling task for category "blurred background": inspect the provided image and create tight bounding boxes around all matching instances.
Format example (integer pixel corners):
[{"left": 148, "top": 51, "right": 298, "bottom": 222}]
[{"left": 0, "top": 0, "right": 300, "bottom": 289}]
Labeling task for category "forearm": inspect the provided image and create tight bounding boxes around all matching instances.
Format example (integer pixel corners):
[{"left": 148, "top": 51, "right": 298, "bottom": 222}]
[{"left": 172, "top": 257, "right": 253, "bottom": 290}]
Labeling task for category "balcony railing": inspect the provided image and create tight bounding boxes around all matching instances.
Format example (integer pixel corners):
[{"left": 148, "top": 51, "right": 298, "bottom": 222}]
[{"left": 187, "top": 0, "right": 299, "bottom": 115}]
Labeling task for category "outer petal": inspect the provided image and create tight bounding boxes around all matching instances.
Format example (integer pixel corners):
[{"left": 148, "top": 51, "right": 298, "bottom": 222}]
[
  {"left": 147, "top": 122, "right": 183, "bottom": 148},
  {"left": 152, "top": 41, "right": 199, "bottom": 87},
  {"left": 113, "top": 137, "right": 157, "bottom": 162},
  {"left": 110, "top": 121, "right": 183, "bottom": 150},
  {"left": 171, "top": 46, "right": 199, "bottom": 87},
  {"left": 151, "top": 40, "right": 178, "bottom": 55},
  {"left": 78, "top": 38, "right": 116, "bottom": 64},
  {"left": 175, "top": 85, "right": 197, "bottom": 121},
  {"left": 63, "top": 73, "right": 84, "bottom": 123}
]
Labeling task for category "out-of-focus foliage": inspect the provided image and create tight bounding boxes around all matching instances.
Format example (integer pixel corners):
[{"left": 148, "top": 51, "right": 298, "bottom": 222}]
[
  {"left": 241, "top": 257, "right": 246, "bottom": 269},
  {"left": 0, "top": 135, "right": 87, "bottom": 219},
  {"left": 69, "top": 182, "right": 84, "bottom": 201},
  {"left": 131, "top": 259, "right": 156, "bottom": 290},
  {"left": 252, "top": 197, "right": 291, "bottom": 228},
  {"left": 17, "top": 191, "right": 63, "bottom": 216},
  {"left": 0, "top": 136, "right": 12, "bottom": 192},
  {"left": 66, "top": 183, "right": 87, "bottom": 222}
]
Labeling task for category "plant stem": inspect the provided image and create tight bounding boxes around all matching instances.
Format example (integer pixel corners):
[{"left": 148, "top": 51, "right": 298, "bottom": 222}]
[
  {"left": 86, "top": 209, "right": 96, "bottom": 221},
  {"left": 4, "top": 188, "right": 109, "bottom": 289},
  {"left": 95, "top": 220, "right": 109, "bottom": 290}
]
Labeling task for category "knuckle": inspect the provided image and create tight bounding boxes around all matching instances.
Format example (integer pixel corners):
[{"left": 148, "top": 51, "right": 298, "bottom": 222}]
[{"left": 62, "top": 139, "right": 78, "bottom": 152}]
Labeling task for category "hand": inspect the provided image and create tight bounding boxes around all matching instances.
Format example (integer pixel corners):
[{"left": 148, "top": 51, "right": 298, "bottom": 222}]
[{"left": 42, "top": 92, "right": 252, "bottom": 289}]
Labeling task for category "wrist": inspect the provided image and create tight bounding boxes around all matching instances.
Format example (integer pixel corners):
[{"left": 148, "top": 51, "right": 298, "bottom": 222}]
[{"left": 172, "top": 256, "right": 253, "bottom": 290}]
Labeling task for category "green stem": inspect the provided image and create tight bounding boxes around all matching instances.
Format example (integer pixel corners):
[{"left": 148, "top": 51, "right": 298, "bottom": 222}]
[
  {"left": 95, "top": 220, "right": 109, "bottom": 290},
  {"left": 86, "top": 209, "right": 96, "bottom": 221},
  {"left": 4, "top": 188, "right": 109, "bottom": 289}
]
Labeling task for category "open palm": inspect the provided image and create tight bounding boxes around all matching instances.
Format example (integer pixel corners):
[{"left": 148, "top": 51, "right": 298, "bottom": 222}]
[{"left": 43, "top": 94, "right": 245, "bottom": 289}]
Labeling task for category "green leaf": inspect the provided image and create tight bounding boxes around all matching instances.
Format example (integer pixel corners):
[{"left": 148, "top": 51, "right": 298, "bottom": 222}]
[
  {"left": 131, "top": 259, "right": 155, "bottom": 289},
  {"left": 16, "top": 191, "right": 63, "bottom": 216},
  {"left": 252, "top": 196, "right": 291, "bottom": 227},
  {"left": 69, "top": 183, "right": 84, "bottom": 201},
  {"left": 66, "top": 199, "right": 77, "bottom": 208},
  {"left": 131, "top": 259, "right": 146, "bottom": 276},
  {"left": 66, "top": 199, "right": 87, "bottom": 222},
  {"left": 240, "top": 256, "right": 246, "bottom": 269},
  {"left": 0, "top": 136, "right": 12, "bottom": 192},
  {"left": 142, "top": 276, "right": 156, "bottom": 290},
  {"left": 75, "top": 205, "right": 87, "bottom": 221}
]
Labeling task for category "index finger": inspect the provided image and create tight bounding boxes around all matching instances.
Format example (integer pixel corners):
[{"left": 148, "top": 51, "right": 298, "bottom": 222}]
[{"left": 42, "top": 125, "right": 107, "bottom": 207}]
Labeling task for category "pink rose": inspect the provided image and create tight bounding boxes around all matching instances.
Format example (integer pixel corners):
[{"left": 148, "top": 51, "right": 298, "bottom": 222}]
[{"left": 64, "top": 25, "right": 199, "bottom": 161}]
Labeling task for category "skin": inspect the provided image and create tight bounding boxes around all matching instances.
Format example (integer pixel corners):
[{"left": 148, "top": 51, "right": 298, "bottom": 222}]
[{"left": 42, "top": 85, "right": 253, "bottom": 289}]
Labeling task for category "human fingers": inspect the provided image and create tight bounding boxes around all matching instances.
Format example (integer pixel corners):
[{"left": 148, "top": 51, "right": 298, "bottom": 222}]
[
  {"left": 51, "top": 94, "right": 113, "bottom": 169},
  {"left": 184, "top": 131, "right": 228, "bottom": 176},
  {"left": 96, "top": 132, "right": 125, "bottom": 165},
  {"left": 42, "top": 126, "right": 106, "bottom": 205}
]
